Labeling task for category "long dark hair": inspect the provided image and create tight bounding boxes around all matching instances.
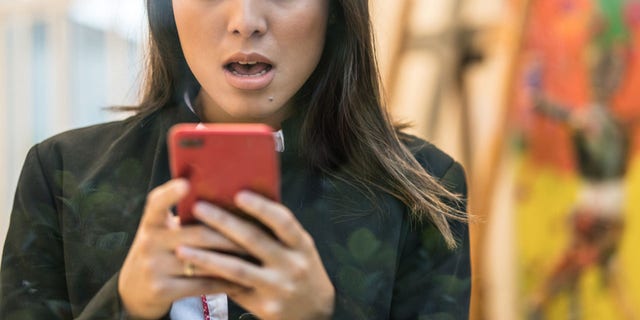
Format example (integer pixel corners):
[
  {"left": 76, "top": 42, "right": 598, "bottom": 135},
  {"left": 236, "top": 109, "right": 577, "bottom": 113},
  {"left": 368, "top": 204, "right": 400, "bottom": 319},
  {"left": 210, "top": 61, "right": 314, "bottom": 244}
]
[{"left": 134, "top": 0, "right": 467, "bottom": 247}]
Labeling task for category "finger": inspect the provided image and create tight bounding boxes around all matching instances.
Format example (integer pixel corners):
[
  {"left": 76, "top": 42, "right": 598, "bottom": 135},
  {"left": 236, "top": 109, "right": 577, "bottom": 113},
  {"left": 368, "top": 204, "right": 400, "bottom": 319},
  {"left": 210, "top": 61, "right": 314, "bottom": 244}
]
[
  {"left": 155, "top": 252, "right": 197, "bottom": 278},
  {"left": 141, "top": 179, "right": 189, "bottom": 228},
  {"left": 176, "top": 246, "right": 272, "bottom": 289},
  {"left": 157, "top": 277, "right": 250, "bottom": 303},
  {"left": 235, "top": 191, "right": 311, "bottom": 249},
  {"left": 193, "top": 202, "right": 281, "bottom": 263},
  {"left": 167, "top": 225, "right": 248, "bottom": 254},
  {"left": 128, "top": 249, "right": 192, "bottom": 279},
  {"left": 167, "top": 215, "right": 181, "bottom": 230}
]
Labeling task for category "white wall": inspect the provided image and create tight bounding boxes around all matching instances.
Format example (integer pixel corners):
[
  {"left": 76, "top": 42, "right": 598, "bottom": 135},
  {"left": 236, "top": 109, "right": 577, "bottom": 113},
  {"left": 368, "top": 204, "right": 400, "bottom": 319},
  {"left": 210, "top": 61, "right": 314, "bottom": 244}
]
[{"left": 0, "top": 0, "right": 145, "bottom": 255}]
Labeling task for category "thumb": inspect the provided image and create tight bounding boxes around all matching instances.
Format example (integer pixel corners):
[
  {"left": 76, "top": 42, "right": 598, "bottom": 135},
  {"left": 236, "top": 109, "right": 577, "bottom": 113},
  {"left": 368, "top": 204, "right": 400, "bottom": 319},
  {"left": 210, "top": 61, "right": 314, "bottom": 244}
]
[{"left": 141, "top": 179, "right": 189, "bottom": 228}]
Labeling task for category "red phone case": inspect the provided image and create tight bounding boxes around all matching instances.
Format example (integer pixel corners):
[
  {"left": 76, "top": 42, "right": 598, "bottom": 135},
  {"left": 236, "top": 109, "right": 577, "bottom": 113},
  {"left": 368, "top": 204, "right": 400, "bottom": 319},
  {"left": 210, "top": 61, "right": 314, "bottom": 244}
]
[{"left": 168, "top": 123, "right": 280, "bottom": 224}]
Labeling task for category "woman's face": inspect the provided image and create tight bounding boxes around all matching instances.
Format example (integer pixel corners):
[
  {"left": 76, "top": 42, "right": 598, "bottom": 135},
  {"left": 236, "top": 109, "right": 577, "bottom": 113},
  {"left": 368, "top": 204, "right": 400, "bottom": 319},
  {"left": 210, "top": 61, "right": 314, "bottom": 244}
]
[{"left": 173, "top": 0, "right": 330, "bottom": 128}]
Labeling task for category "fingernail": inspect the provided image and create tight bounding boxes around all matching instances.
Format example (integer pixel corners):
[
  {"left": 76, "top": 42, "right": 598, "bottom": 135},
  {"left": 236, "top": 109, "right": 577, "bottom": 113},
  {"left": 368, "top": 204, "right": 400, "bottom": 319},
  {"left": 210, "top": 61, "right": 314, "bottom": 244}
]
[
  {"left": 175, "top": 179, "right": 189, "bottom": 193},
  {"left": 236, "top": 191, "right": 253, "bottom": 205},
  {"left": 193, "top": 201, "right": 205, "bottom": 211},
  {"left": 193, "top": 202, "right": 208, "bottom": 218},
  {"left": 194, "top": 202, "right": 221, "bottom": 220}
]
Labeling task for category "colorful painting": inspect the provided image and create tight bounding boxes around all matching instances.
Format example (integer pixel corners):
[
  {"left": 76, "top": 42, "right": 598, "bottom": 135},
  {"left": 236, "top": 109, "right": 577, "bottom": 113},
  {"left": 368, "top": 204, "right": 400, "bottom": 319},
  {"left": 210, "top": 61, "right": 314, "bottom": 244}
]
[{"left": 512, "top": 0, "right": 640, "bottom": 319}]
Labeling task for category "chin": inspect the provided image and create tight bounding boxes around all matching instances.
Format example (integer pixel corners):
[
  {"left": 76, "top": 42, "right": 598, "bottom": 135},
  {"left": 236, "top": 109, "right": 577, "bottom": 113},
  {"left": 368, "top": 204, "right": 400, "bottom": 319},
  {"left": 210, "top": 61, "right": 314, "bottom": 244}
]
[
  {"left": 204, "top": 89, "right": 291, "bottom": 125},
  {"left": 224, "top": 106, "right": 280, "bottom": 123}
]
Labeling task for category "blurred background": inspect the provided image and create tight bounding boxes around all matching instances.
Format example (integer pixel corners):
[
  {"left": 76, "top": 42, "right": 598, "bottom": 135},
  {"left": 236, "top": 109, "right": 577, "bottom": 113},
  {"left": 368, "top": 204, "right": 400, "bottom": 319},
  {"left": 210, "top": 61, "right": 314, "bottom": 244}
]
[{"left": 2, "top": 0, "right": 640, "bottom": 319}]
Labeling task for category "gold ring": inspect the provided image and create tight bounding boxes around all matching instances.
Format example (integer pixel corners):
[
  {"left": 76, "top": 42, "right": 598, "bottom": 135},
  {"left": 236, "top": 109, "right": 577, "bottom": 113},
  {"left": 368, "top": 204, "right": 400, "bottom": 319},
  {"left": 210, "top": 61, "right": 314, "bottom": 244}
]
[{"left": 184, "top": 262, "right": 195, "bottom": 277}]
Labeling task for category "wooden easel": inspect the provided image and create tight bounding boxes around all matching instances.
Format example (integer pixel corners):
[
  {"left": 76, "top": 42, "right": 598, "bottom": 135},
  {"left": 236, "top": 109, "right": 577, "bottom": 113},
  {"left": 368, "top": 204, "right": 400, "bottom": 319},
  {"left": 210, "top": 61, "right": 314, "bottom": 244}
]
[
  {"left": 376, "top": 0, "right": 534, "bottom": 319},
  {"left": 377, "top": 0, "right": 481, "bottom": 318}
]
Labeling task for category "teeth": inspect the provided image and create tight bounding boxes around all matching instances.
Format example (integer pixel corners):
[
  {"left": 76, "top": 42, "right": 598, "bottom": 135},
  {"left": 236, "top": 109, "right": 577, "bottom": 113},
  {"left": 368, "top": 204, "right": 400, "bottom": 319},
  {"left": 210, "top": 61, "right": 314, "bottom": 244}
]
[
  {"left": 231, "top": 69, "right": 269, "bottom": 77},
  {"left": 238, "top": 61, "right": 258, "bottom": 65}
]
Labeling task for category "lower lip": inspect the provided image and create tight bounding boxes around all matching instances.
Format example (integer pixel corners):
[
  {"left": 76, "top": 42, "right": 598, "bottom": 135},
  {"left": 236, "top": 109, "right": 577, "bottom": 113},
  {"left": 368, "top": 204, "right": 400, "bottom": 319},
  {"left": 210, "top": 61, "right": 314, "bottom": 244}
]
[{"left": 224, "top": 67, "right": 276, "bottom": 90}]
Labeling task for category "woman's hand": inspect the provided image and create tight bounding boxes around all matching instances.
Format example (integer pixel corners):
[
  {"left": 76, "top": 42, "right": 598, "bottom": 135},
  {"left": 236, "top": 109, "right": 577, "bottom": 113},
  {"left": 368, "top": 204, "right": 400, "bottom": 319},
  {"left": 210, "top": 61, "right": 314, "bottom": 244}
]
[
  {"left": 176, "top": 191, "right": 335, "bottom": 320},
  {"left": 118, "top": 179, "right": 248, "bottom": 319}
]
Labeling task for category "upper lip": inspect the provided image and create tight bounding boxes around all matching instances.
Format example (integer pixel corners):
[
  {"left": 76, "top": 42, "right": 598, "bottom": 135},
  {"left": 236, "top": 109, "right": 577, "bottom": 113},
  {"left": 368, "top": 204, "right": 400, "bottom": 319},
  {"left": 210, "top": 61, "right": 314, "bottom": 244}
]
[{"left": 223, "top": 52, "right": 274, "bottom": 66}]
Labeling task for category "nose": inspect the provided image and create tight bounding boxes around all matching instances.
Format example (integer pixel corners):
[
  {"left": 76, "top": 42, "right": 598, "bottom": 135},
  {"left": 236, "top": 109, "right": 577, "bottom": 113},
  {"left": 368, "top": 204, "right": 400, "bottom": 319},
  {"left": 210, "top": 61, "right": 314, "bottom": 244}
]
[{"left": 227, "top": 0, "right": 267, "bottom": 38}]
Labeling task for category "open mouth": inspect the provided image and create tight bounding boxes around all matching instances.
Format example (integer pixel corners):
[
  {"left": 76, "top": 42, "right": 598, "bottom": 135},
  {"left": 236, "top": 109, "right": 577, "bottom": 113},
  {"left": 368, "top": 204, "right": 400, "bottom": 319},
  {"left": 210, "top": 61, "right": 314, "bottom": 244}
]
[{"left": 225, "top": 61, "right": 273, "bottom": 77}]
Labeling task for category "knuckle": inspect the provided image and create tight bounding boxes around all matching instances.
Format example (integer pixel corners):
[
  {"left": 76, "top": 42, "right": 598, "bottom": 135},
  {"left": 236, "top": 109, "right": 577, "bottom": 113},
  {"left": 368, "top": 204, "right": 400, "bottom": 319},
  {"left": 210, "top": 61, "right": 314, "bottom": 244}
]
[
  {"left": 274, "top": 203, "right": 291, "bottom": 216},
  {"left": 146, "top": 189, "right": 162, "bottom": 205},
  {"left": 299, "top": 233, "right": 315, "bottom": 249},
  {"left": 281, "top": 282, "right": 296, "bottom": 297},
  {"left": 231, "top": 266, "right": 247, "bottom": 279},
  {"left": 243, "top": 229, "right": 262, "bottom": 244},
  {"left": 289, "top": 258, "right": 310, "bottom": 280},
  {"left": 208, "top": 233, "right": 237, "bottom": 251},
  {"left": 149, "top": 281, "right": 168, "bottom": 297},
  {"left": 262, "top": 300, "right": 283, "bottom": 318},
  {"left": 136, "top": 232, "right": 155, "bottom": 252},
  {"left": 277, "top": 217, "right": 295, "bottom": 232},
  {"left": 140, "top": 256, "right": 157, "bottom": 273}
]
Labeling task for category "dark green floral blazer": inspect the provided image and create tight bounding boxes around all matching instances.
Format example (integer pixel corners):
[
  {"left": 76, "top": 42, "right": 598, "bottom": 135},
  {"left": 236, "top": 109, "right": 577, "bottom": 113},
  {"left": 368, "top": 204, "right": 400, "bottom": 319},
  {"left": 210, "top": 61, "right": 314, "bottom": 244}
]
[{"left": 1, "top": 103, "right": 470, "bottom": 319}]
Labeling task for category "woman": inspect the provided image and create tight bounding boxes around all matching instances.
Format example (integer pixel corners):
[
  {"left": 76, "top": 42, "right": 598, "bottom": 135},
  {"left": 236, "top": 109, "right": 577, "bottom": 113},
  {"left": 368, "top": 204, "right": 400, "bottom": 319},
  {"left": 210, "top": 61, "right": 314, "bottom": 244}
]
[{"left": 1, "top": 0, "right": 471, "bottom": 319}]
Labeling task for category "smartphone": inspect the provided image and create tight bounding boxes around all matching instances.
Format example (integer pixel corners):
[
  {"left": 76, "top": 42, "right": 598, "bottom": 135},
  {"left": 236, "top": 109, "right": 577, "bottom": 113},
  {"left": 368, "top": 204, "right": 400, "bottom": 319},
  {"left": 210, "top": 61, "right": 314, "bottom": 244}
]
[{"left": 168, "top": 123, "right": 281, "bottom": 225}]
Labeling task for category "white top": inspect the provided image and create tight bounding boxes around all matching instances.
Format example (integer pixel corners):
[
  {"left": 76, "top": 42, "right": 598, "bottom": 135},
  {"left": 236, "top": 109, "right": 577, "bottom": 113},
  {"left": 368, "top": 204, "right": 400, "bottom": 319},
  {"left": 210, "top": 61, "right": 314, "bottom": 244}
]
[{"left": 170, "top": 294, "right": 228, "bottom": 320}]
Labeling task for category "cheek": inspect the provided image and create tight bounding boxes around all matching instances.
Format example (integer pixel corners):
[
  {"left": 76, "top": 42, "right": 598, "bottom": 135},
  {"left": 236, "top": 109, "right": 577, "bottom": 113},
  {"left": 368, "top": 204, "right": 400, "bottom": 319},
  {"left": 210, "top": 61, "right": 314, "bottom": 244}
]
[
  {"left": 173, "top": 2, "right": 197, "bottom": 40},
  {"left": 173, "top": 4, "right": 223, "bottom": 70},
  {"left": 277, "top": 12, "right": 328, "bottom": 73},
  {"left": 288, "top": 10, "right": 327, "bottom": 46},
  {"left": 174, "top": 8, "right": 201, "bottom": 62}
]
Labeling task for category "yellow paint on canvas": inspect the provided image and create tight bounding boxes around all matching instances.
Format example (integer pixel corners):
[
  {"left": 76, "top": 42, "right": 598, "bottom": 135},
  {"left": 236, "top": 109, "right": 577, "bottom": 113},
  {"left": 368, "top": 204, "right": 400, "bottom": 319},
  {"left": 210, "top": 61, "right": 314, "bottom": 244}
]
[
  {"left": 515, "top": 157, "right": 577, "bottom": 316},
  {"left": 516, "top": 156, "right": 640, "bottom": 319}
]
